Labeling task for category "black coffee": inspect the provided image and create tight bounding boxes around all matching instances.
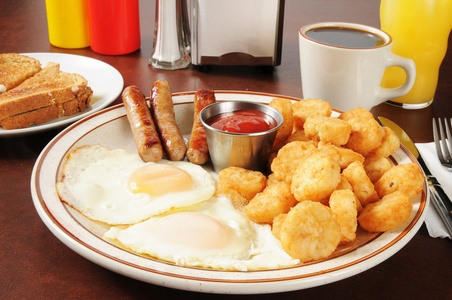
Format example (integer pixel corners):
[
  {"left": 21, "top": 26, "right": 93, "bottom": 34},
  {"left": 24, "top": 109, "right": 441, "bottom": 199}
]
[{"left": 306, "top": 27, "right": 385, "bottom": 48}]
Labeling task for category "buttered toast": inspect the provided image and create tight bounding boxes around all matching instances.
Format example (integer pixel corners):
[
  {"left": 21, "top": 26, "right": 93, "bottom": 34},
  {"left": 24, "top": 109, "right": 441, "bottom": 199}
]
[
  {"left": 0, "top": 61, "right": 92, "bottom": 129},
  {"left": 0, "top": 53, "right": 42, "bottom": 93}
]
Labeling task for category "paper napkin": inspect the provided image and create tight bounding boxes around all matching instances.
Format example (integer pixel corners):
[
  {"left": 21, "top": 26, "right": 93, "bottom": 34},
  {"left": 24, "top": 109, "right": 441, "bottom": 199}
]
[{"left": 416, "top": 142, "right": 452, "bottom": 239}]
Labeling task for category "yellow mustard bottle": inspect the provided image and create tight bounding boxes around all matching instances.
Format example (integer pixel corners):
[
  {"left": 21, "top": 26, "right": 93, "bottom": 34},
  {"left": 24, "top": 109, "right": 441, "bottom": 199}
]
[{"left": 45, "top": 0, "right": 90, "bottom": 49}]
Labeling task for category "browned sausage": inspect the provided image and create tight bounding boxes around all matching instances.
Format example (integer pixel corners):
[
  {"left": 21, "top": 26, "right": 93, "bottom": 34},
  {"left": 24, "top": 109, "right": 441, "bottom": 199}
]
[
  {"left": 150, "top": 80, "right": 186, "bottom": 161},
  {"left": 122, "top": 85, "right": 163, "bottom": 162},
  {"left": 186, "top": 89, "right": 216, "bottom": 165}
]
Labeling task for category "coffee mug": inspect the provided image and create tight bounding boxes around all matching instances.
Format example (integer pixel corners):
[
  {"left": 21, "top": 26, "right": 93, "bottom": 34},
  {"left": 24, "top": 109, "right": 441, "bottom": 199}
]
[{"left": 299, "top": 22, "right": 416, "bottom": 111}]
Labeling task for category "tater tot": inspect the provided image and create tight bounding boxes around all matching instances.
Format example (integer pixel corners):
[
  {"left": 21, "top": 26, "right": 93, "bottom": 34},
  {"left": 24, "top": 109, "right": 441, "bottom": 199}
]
[
  {"left": 364, "top": 155, "right": 392, "bottom": 183},
  {"left": 318, "top": 142, "right": 365, "bottom": 169},
  {"left": 374, "top": 163, "right": 425, "bottom": 200},
  {"left": 329, "top": 190, "right": 358, "bottom": 243},
  {"left": 358, "top": 191, "right": 412, "bottom": 232},
  {"left": 217, "top": 167, "right": 266, "bottom": 202},
  {"left": 369, "top": 126, "right": 400, "bottom": 158},
  {"left": 271, "top": 141, "right": 318, "bottom": 184},
  {"left": 217, "top": 188, "right": 249, "bottom": 212},
  {"left": 278, "top": 201, "right": 341, "bottom": 263},
  {"left": 266, "top": 173, "right": 280, "bottom": 186},
  {"left": 292, "top": 99, "right": 332, "bottom": 131},
  {"left": 287, "top": 130, "right": 312, "bottom": 143},
  {"left": 271, "top": 213, "right": 287, "bottom": 240},
  {"left": 269, "top": 98, "right": 293, "bottom": 153},
  {"left": 291, "top": 152, "right": 341, "bottom": 202},
  {"left": 335, "top": 176, "right": 363, "bottom": 213},
  {"left": 337, "top": 174, "right": 352, "bottom": 189},
  {"left": 304, "top": 116, "right": 351, "bottom": 146},
  {"left": 339, "top": 107, "right": 385, "bottom": 156},
  {"left": 271, "top": 138, "right": 287, "bottom": 156},
  {"left": 342, "top": 161, "right": 379, "bottom": 206},
  {"left": 337, "top": 174, "right": 353, "bottom": 190},
  {"left": 267, "top": 151, "right": 278, "bottom": 170},
  {"left": 245, "top": 181, "right": 297, "bottom": 224}
]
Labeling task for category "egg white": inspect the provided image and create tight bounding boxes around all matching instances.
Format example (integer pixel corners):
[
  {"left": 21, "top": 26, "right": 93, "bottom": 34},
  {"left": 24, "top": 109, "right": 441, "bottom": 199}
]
[
  {"left": 56, "top": 145, "right": 216, "bottom": 225},
  {"left": 104, "top": 196, "right": 299, "bottom": 271}
]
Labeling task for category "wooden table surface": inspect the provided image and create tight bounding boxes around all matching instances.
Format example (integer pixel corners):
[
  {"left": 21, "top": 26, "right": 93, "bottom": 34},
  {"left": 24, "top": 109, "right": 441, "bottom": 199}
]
[{"left": 1, "top": 0, "right": 451, "bottom": 298}]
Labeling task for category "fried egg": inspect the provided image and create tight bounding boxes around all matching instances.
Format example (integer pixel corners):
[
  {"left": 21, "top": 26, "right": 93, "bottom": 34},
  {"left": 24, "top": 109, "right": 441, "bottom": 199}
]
[
  {"left": 56, "top": 145, "right": 216, "bottom": 225},
  {"left": 104, "top": 195, "right": 299, "bottom": 271}
]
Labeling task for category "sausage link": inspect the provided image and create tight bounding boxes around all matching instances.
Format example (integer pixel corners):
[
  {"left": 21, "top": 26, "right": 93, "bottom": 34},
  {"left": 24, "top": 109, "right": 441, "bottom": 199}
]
[
  {"left": 186, "top": 89, "right": 216, "bottom": 164},
  {"left": 122, "top": 85, "right": 163, "bottom": 162},
  {"left": 150, "top": 80, "right": 186, "bottom": 161}
]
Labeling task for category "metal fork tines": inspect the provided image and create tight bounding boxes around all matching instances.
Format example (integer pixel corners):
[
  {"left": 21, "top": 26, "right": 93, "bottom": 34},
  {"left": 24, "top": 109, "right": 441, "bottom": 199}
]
[{"left": 433, "top": 117, "right": 452, "bottom": 171}]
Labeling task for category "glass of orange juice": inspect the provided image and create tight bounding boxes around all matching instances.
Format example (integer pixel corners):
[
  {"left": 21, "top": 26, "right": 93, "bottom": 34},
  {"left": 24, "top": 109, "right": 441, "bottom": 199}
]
[{"left": 380, "top": 0, "right": 452, "bottom": 109}]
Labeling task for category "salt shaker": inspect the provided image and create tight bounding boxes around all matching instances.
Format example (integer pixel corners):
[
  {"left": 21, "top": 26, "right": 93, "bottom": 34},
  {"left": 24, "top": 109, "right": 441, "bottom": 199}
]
[{"left": 149, "top": 0, "right": 191, "bottom": 70}]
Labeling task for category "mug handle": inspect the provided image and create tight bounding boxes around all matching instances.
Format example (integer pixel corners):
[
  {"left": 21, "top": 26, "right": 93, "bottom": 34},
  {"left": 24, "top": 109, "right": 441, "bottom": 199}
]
[{"left": 377, "top": 53, "right": 416, "bottom": 103}]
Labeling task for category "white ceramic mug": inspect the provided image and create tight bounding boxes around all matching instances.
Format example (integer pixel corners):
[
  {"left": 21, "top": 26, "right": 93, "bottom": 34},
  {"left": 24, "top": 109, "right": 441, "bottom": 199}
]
[{"left": 299, "top": 22, "right": 416, "bottom": 111}]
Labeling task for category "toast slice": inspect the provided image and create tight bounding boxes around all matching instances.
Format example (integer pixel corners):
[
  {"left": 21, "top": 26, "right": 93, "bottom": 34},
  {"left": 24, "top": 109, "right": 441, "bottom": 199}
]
[
  {"left": 0, "top": 62, "right": 93, "bottom": 128},
  {"left": 0, "top": 88, "right": 92, "bottom": 130},
  {"left": 0, "top": 53, "right": 42, "bottom": 93}
]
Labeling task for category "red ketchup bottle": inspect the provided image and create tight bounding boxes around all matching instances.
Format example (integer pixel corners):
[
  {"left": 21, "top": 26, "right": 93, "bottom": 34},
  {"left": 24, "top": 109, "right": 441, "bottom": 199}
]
[{"left": 88, "top": 0, "right": 141, "bottom": 55}]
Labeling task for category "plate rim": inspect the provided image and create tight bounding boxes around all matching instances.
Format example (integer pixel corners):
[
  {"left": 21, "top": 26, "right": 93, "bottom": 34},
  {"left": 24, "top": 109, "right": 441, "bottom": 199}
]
[
  {"left": 0, "top": 52, "right": 124, "bottom": 137},
  {"left": 30, "top": 91, "right": 429, "bottom": 294}
]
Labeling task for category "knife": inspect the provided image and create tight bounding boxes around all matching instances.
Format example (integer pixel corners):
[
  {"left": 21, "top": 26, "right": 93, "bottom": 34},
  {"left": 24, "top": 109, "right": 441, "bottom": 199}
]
[{"left": 378, "top": 116, "right": 452, "bottom": 236}]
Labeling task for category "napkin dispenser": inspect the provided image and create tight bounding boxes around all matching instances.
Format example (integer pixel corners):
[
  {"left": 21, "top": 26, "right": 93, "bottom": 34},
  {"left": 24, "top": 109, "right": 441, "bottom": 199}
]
[{"left": 189, "top": 0, "right": 285, "bottom": 67}]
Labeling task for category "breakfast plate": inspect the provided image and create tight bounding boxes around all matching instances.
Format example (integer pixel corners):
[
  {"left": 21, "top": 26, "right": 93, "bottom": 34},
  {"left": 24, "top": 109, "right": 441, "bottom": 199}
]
[
  {"left": 0, "top": 53, "right": 123, "bottom": 137},
  {"left": 31, "top": 91, "right": 428, "bottom": 294}
]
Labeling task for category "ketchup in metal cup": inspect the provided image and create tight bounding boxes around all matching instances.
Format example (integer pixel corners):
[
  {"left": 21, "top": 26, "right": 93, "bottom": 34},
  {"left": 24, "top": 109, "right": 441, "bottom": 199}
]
[{"left": 206, "top": 109, "right": 278, "bottom": 134}]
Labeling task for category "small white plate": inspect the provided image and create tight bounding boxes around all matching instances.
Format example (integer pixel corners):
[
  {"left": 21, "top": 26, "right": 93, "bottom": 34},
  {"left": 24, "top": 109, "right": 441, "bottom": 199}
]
[
  {"left": 31, "top": 91, "right": 428, "bottom": 294},
  {"left": 0, "top": 53, "right": 123, "bottom": 137}
]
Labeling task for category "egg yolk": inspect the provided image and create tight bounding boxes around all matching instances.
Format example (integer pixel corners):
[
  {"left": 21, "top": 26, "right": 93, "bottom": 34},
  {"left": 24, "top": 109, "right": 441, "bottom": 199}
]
[
  {"left": 128, "top": 164, "right": 194, "bottom": 196},
  {"left": 154, "top": 212, "right": 232, "bottom": 250}
]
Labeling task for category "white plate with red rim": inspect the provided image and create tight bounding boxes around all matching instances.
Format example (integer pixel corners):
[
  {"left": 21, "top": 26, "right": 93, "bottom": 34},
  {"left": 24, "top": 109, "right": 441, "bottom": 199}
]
[
  {"left": 31, "top": 91, "right": 428, "bottom": 294},
  {"left": 0, "top": 53, "right": 123, "bottom": 137}
]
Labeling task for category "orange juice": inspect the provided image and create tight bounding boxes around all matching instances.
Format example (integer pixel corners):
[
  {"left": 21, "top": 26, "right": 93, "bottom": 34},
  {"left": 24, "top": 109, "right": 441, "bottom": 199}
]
[
  {"left": 380, "top": 0, "right": 452, "bottom": 108},
  {"left": 45, "top": 0, "right": 90, "bottom": 49}
]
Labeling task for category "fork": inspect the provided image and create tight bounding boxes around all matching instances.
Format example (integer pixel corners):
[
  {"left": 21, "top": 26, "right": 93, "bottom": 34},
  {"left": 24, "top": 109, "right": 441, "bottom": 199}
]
[{"left": 433, "top": 118, "right": 452, "bottom": 171}]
